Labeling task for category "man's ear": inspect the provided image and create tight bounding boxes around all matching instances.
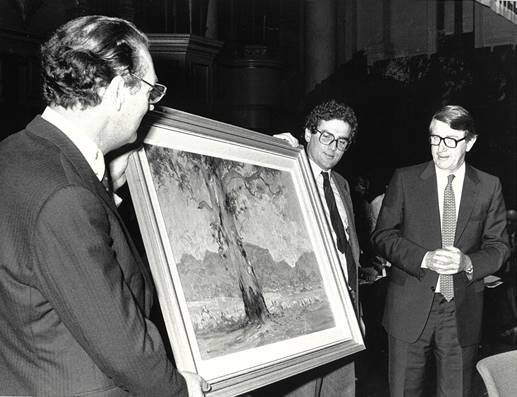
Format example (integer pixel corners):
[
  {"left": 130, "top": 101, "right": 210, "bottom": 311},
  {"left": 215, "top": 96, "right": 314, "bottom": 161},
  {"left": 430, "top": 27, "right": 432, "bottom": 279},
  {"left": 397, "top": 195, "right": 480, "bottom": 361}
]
[
  {"left": 104, "top": 75, "right": 126, "bottom": 111},
  {"left": 466, "top": 135, "right": 477, "bottom": 152},
  {"left": 304, "top": 128, "right": 312, "bottom": 144}
]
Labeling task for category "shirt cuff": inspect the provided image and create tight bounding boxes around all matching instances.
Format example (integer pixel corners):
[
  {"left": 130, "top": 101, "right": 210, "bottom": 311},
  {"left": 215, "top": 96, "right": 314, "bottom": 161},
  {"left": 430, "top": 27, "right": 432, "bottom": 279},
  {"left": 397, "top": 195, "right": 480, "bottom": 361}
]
[
  {"left": 421, "top": 252, "right": 431, "bottom": 269},
  {"left": 464, "top": 255, "right": 474, "bottom": 281}
]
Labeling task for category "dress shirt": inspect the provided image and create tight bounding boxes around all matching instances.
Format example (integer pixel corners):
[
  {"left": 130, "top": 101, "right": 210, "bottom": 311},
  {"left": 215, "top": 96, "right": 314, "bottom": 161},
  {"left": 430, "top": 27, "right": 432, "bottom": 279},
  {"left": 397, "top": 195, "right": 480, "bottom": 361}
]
[
  {"left": 309, "top": 159, "right": 350, "bottom": 281},
  {"left": 421, "top": 162, "right": 466, "bottom": 292}
]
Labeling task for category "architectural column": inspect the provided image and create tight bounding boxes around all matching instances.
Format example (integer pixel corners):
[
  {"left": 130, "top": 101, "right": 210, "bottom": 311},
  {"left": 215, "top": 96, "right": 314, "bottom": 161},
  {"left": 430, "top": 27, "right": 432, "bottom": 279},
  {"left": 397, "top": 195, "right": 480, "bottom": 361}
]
[
  {"left": 205, "top": 0, "right": 218, "bottom": 39},
  {"left": 304, "top": 0, "right": 336, "bottom": 93},
  {"left": 148, "top": 34, "right": 223, "bottom": 116}
]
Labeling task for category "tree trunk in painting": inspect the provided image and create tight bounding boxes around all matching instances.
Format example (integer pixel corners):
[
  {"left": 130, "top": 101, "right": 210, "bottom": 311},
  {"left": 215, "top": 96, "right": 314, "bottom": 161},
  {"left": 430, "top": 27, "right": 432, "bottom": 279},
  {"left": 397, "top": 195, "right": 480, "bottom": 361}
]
[{"left": 198, "top": 157, "right": 270, "bottom": 324}]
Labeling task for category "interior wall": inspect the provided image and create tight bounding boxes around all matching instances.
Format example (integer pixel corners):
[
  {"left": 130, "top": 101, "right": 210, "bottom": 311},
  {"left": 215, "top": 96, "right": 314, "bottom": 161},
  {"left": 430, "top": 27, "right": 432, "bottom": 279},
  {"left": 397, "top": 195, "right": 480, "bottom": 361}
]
[
  {"left": 0, "top": 0, "right": 515, "bottom": 205},
  {"left": 0, "top": 0, "right": 68, "bottom": 37}
]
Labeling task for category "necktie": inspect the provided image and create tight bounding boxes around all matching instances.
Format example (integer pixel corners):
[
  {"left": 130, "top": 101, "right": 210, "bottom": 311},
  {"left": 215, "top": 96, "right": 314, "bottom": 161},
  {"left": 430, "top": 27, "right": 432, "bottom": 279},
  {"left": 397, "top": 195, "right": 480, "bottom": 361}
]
[
  {"left": 101, "top": 171, "right": 112, "bottom": 193},
  {"left": 321, "top": 172, "right": 357, "bottom": 296},
  {"left": 440, "top": 174, "right": 456, "bottom": 301},
  {"left": 101, "top": 170, "right": 117, "bottom": 205}
]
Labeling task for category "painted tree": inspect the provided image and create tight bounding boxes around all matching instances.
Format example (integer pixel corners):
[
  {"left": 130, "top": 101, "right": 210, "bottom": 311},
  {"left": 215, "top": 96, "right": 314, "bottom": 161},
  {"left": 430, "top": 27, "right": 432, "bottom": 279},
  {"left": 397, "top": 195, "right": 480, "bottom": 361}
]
[{"left": 147, "top": 145, "right": 285, "bottom": 324}]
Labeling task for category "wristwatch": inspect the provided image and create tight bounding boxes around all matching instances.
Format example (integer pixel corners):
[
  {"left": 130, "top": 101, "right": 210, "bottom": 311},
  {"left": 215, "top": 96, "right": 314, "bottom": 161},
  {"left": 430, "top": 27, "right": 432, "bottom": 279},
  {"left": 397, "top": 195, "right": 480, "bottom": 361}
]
[{"left": 465, "top": 259, "right": 474, "bottom": 278}]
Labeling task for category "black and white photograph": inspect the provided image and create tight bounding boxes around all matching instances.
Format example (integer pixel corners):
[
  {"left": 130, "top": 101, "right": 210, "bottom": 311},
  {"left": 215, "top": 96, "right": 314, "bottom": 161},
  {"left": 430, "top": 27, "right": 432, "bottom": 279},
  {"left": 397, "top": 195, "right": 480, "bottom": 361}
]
[{"left": 0, "top": 1, "right": 516, "bottom": 396}]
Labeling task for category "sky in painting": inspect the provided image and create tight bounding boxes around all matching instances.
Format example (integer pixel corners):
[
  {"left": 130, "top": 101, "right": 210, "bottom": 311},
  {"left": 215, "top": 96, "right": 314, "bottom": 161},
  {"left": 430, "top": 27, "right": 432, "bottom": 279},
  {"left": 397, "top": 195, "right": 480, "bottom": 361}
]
[{"left": 149, "top": 146, "right": 313, "bottom": 267}]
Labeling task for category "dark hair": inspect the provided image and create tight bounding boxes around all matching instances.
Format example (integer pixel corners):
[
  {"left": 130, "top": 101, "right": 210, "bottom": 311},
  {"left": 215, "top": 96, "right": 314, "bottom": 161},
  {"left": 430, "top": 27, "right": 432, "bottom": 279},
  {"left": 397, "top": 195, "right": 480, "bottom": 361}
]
[
  {"left": 304, "top": 99, "right": 358, "bottom": 142},
  {"left": 430, "top": 105, "right": 477, "bottom": 140},
  {"left": 41, "top": 15, "right": 149, "bottom": 109}
]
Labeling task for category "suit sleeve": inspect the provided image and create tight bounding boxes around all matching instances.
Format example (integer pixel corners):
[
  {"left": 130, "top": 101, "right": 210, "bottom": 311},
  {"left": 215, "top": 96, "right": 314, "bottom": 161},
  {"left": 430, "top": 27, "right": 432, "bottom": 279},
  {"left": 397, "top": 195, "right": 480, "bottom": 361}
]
[
  {"left": 371, "top": 169, "right": 428, "bottom": 278},
  {"left": 31, "top": 186, "right": 187, "bottom": 397},
  {"left": 468, "top": 177, "right": 509, "bottom": 281}
]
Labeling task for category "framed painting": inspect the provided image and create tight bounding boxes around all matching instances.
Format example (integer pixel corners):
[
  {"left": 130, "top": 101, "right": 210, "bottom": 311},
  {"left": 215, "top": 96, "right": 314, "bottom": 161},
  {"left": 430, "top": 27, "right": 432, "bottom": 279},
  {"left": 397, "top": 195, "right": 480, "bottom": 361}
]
[{"left": 126, "top": 107, "right": 364, "bottom": 397}]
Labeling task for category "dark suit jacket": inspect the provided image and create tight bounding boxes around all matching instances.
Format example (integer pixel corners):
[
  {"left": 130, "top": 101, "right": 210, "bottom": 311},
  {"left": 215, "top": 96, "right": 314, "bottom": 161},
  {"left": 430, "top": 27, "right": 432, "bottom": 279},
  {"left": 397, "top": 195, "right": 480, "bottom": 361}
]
[
  {"left": 0, "top": 116, "right": 187, "bottom": 396},
  {"left": 331, "top": 171, "right": 361, "bottom": 298},
  {"left": 372, "top": 161, "right": 509, "bottom": 346}
]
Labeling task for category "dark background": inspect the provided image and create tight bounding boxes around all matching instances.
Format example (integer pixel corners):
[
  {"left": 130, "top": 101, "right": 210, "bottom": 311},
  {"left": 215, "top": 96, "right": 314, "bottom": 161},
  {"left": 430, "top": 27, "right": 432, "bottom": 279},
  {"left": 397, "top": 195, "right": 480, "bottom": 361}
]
[
  {"left": 1, "top": 3, "right": 515, "bottom": 395},
  {"left": 0, "top": 0, "right": 515, "bottom": 205}
]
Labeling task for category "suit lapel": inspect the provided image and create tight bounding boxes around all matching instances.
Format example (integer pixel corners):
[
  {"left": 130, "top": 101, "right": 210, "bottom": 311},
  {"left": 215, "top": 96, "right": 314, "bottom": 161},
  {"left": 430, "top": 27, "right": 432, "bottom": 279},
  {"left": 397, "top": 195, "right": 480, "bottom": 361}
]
[
  {"left": 27, "top": 116, "right": 153, "bottom": 304},
  {"left": 332, "top": 173, "right": 361, "bottom": 264},
  {"left": 420, "top": 161, "right": 443, "bottom": 248},
  {"left": 455, "top": 164, "right": 479, "bottom": 244},
  {"left": 28, "top": 116, "right": 121, "bottom": 215},
  {"left": 332, "top": 174, "right": 361, "bottom": 316}
]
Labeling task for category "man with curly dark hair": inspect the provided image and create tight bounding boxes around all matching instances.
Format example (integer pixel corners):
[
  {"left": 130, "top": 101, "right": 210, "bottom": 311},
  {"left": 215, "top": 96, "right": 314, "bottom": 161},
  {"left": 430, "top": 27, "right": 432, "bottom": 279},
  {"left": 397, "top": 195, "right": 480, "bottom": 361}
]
[
  {"left": 270, "top": 100, "right": 362, "bottom": 397},
  {"left": 0, "top": 15, "right": 209, "bottom": 397}
]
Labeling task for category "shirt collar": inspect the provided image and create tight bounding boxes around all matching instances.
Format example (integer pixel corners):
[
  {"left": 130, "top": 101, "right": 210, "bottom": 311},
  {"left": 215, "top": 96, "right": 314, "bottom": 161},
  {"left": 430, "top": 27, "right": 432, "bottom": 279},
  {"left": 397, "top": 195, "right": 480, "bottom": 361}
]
[
  {"left": 41, "top": 106, "right": 105, "bottom": 181},
  {"left": 309, "top": 158, "right": 331, "bottom": 180},
  {"left": 434, "top": 161, "right": 466, "bottom": 181}
]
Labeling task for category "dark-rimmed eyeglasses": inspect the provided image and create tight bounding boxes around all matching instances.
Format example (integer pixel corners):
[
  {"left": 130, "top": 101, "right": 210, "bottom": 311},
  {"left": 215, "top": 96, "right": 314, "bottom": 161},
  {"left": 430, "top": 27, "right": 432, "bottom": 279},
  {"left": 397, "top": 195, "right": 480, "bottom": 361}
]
[
  {"left": 314, "top": 128, "right": 351, "bottom": 151},
  {"left": 429, "top": 135, "right": 466, "bottom": 149},
  {"left": 129, "top": 73, "right": 167, "bottom": 104}
]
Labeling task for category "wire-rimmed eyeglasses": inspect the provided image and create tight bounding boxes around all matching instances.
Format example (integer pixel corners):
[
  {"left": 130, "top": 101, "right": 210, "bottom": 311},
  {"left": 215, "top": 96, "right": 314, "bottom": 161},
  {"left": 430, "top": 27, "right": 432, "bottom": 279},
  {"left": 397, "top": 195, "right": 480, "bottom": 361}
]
[
  {"left": 429, "top": 135, "right": 466, "bottom": 149},
  {"left": 129, "top": 73, "right": 167, "bottom": 104},
  {"left": 314, "top": 128, "right": 351, "bottom": 151}
]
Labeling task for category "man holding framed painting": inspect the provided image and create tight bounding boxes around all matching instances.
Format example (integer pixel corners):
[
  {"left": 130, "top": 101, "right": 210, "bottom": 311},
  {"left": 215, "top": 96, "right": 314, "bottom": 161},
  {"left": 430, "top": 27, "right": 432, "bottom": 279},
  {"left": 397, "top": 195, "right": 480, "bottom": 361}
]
[
  {"left": 0, "top": 15, "right": 208, "bottom": 397},
  {"left": 0, "top": 14, "right": 363, "bottom": 397},
  {"left": 270, "top": 100, "right": 363, "bottom": 397}
]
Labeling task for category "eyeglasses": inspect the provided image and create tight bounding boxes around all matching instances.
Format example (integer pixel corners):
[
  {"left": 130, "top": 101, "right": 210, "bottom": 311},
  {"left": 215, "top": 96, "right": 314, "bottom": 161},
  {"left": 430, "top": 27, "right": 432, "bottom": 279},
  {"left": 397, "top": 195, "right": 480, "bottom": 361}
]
[
  {"left": 429, "top": 135, "right": 466, "bottom": 149},
  {"left": 315, "top": 128, "right": 351, "bottom": 151},
  {"left": 129, "top": 73, "right": 167, "bottom": 104}
]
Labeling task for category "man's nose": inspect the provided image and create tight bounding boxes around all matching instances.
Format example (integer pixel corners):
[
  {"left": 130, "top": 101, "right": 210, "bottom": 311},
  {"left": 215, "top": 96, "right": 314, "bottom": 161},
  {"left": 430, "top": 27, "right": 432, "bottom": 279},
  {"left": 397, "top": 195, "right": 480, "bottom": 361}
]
[
  {"left": 329, "top": 140, "right": 339, "bottom": 150},
  {"left": 438, "top": 140, "right": 448, "bottom": 151}
]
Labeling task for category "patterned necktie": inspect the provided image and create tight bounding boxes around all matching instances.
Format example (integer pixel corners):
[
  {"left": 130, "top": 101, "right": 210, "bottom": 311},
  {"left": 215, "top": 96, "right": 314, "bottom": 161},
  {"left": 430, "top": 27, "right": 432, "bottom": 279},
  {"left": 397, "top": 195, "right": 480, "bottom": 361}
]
[
  {"left": 321, "top": 172, "right": 357, "bottom": 295},
  {"left": 440, "top": 174, "right": 456, "bottom": 301}
]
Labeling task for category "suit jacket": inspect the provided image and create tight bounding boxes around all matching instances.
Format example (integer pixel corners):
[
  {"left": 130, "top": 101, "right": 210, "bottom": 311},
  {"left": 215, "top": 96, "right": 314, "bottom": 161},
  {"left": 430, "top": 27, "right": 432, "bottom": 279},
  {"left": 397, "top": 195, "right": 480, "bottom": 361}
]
[
  {"left": 330, "top": 171, "right": 361, "bottom": 304},
  {"left": 0, "top": 116, "right": 187, "bottom": 396},
  {"left": 372, "top": 161, "right": 509, "bottom": 346}
]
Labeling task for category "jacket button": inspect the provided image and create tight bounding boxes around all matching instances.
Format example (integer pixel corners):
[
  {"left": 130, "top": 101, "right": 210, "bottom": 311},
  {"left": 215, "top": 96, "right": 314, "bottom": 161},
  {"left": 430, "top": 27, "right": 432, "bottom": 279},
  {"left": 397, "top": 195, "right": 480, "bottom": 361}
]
[{"left": 430, "top": 286, "right": 435, "bottom": 291}]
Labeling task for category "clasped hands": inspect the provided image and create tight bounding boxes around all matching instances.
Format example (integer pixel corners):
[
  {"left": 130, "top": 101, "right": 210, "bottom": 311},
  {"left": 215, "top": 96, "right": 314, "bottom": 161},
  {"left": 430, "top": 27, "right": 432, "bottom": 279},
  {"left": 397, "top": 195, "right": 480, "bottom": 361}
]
[{"left": 424, "top": 246, "right": 470, "bottom": 275}]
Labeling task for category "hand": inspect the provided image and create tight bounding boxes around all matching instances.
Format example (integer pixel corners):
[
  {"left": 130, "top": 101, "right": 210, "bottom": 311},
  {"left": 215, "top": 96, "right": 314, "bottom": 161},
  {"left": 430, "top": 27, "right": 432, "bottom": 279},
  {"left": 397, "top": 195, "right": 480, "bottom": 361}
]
[
  {"left": 273, "top": 132, "right": 300, "bottom": 148},
  {"left": 108, "top": 150, "right": 135, "bottom": 191},
  {"left": 359, "top": 266, "right": 379, "bottom": 282},
  {"left": 372, "top": 255, "right": 388, "bottom": 272},
  {"left": 424, "top": 246, "right": 469, "bottom": 275},
  {"left": 180, "top": 371, "right": 211, "bottom": 397}
]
